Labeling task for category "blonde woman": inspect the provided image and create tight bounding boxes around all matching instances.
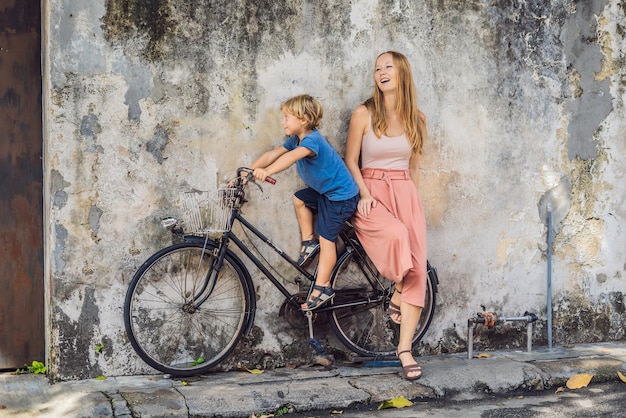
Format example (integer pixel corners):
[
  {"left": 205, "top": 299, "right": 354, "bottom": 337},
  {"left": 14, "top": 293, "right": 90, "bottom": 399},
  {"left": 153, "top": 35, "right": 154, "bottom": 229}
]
[{"left": 345, "top": 52, "right": 428, "bottom": 380}]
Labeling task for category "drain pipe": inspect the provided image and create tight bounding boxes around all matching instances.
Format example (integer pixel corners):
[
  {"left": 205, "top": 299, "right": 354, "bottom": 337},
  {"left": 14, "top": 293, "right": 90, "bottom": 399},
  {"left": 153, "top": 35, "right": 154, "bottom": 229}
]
[
  {"left": 538, "top": 174, "right": 571, "bottom": 350},
  {"left": 547, "top": 204, "right": 553, "bottom": 349}
]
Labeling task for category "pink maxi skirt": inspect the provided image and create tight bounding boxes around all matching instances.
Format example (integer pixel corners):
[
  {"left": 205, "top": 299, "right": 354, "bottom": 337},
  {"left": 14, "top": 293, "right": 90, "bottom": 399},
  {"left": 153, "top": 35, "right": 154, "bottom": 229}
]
[{"left": 351, "top": 168, "right": 427, "bottom": 307}]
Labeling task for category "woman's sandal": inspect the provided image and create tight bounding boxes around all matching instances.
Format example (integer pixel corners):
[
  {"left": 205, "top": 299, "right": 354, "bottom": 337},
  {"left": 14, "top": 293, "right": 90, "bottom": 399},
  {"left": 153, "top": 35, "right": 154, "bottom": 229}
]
[
  {"left": 297, "top": 238, "right": 320, "bottom": 266},
  {"left": 396, "top": 350, "right": 422, "bottom": 381},
  {"left": 302, "top": 284, "right": 335, "bottom": 311},
  {"left": 387, "top": 289, "right": 402, "bottom": 324}
]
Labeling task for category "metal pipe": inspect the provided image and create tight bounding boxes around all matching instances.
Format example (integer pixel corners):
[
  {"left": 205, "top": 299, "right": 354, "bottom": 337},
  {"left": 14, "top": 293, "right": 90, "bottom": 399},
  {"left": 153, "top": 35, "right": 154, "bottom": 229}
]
[
  {"left": 547, "top": 205, "right": 553, "bottom": 349},
  {"left": 467, "top": 318, "right": 474, "bottom": 359},
  {"left": 467, "top": 313, "right": 538, "bottom": 358}
]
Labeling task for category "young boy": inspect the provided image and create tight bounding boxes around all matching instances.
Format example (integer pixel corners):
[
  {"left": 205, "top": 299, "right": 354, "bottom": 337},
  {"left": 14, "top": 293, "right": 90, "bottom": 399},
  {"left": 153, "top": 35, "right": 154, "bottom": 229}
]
[{"left": 248, "top": 94, "right": 359, "bottom": 311}]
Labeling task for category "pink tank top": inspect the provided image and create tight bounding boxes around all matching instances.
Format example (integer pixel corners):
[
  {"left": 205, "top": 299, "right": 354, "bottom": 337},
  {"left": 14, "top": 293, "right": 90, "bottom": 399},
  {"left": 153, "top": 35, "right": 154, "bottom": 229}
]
[{"left": 360, "top": 117, "right": 411, "bottom": 170}]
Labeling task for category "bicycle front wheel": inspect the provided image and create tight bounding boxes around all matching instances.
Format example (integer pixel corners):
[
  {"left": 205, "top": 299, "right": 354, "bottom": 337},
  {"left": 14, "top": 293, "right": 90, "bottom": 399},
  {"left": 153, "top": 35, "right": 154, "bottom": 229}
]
[
  {"left": 329, "top": 249, "right": 437, "bottom": 357},
  {"left": 124, "top": 242, "right": 253, "bottom": 376}
]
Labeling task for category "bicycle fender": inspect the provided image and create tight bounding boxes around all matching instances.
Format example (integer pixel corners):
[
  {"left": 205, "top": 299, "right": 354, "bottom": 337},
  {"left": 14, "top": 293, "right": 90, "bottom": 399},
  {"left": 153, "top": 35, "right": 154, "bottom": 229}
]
[
  {"left": 426, "top": 260, "right": 439, "bottom": 294},
  {"left": 182, "top": 237, "right": 257, "bottom": 334},
  {"left": 330, "top": 245, "right": 354, "bottom": 279},
  {"left": 224, "top": 251, "right": 257, "bottom": 335}
]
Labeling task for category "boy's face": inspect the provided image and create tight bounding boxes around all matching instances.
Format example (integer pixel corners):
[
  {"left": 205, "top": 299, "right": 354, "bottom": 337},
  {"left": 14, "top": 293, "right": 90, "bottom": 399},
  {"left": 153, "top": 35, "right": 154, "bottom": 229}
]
[{"left": 281, "top": 108, "right": 307, "bottom": 138}]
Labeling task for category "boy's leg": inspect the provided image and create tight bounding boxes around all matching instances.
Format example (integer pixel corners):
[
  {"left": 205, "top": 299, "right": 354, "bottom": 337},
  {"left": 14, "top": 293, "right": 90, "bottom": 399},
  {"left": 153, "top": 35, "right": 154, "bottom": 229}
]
[
  {"left": 301, "top": 193, "right": 357, "bottom": 310},
  {"left": 313, "top": 237, "right": 336, "bottom": 288},
  {"left": 301, "top": 236, "right": 336, "bottom": 310},
  {"left": 293, "top": 195, "right": 314, "bottom": 241}
]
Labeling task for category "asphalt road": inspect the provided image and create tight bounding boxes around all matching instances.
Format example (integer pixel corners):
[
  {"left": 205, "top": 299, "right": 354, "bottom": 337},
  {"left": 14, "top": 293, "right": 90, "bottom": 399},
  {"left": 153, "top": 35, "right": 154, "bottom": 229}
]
[{"left": 300, "top": 381, "right": 625, "bottom": 417}]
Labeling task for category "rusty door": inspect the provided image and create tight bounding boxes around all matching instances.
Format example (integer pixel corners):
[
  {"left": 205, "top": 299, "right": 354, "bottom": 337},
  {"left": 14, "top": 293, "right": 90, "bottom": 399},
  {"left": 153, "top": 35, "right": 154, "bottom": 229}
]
[{"left": 0, "top": 0, "right": 44, "bottom": 369}]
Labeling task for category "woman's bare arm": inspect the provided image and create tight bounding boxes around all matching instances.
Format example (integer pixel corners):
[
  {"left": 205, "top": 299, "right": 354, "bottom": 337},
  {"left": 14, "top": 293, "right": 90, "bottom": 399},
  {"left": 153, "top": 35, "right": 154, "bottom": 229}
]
[{"left": 345, "top": 105, "right": 376, "bottom": 216}]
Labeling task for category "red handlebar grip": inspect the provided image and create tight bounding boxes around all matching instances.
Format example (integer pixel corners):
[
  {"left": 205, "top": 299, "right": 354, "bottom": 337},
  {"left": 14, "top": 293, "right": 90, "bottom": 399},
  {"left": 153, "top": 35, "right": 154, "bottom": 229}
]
[{"left": 265, "top": 177, "right": 276, "bottom": 185}]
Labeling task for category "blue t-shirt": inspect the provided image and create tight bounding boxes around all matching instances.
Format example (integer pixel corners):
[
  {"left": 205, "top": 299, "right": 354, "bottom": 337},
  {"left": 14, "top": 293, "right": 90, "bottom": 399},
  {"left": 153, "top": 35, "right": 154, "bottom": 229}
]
[{"left": 283, "top": 130, "right": 359, "bottom": 201}]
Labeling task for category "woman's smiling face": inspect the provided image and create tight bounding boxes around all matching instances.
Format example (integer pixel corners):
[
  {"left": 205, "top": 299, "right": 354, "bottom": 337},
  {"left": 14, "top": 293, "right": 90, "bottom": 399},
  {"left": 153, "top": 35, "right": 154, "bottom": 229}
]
[{"left": 374, "top": 53, "right": 396, "bottom": 92}]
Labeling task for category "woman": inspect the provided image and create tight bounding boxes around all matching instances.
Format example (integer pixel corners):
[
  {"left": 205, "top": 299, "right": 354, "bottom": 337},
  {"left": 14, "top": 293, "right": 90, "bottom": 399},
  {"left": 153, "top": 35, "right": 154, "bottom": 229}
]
[{"left": 345, "top": 51, "right": 428, "bottom": 381}]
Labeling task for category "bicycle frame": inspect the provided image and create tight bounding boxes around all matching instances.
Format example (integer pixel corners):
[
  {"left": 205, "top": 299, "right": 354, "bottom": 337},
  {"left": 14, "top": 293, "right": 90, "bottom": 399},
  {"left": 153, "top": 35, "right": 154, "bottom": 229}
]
[
  {"left": 186, "top": 205, "right": 386, "bottom": 315},
  {"left": 222, "top": 210, "right": 315, "bottom": 305}
]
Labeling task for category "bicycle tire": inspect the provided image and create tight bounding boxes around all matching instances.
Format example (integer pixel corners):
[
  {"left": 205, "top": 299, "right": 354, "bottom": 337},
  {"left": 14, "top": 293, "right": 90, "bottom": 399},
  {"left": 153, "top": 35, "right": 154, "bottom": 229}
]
[
  {"left": 329, "top": 248, "right": 437, "bottom": 357},
  {"left": 124, "top": 241, "right": 254, "bottom": 376}
]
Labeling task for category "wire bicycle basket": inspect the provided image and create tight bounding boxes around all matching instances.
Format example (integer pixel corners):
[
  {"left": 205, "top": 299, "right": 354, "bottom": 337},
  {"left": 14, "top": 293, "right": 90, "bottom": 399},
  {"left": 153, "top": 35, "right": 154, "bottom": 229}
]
[{"left": 179, "top": 188, "right": 237, "bottom": 234}]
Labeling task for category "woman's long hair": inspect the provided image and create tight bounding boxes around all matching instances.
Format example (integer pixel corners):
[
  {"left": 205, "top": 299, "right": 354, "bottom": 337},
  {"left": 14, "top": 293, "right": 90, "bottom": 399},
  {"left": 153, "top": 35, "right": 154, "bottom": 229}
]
[{"left": 364, "top": 51, "right": 427, "bottom": 155}]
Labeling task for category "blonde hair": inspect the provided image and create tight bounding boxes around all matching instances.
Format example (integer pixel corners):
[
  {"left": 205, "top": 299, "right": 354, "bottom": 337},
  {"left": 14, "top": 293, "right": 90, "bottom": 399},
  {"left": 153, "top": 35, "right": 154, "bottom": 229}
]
[
  {"left": 281, "top": 94, "right": 323, "bottom": 131},
  {"left": 365, "top": 51, "right": 427, "bottom": 155}
]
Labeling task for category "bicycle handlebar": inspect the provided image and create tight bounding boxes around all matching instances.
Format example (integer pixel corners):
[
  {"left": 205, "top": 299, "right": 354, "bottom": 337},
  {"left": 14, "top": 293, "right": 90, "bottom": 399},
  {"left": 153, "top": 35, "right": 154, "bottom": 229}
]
[{"left": 237, "top": 167, "right": 277, "bottom": 185}]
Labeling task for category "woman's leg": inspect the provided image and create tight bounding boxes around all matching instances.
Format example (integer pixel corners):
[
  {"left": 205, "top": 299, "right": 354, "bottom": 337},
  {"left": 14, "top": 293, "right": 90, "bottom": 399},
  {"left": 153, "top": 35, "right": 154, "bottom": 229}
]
[
  {"left": 397, "top": 303, "right": 423, "bottom": 378},
  {"left": 388, "top": 282, "right": 404, "bottom": 323}
]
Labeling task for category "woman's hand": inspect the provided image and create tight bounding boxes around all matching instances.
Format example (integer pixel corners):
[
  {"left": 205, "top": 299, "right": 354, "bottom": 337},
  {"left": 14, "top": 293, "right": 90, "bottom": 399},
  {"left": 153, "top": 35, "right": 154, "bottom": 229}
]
[{"left": 357, "top": 195, "right": 377, "bottom": 217}]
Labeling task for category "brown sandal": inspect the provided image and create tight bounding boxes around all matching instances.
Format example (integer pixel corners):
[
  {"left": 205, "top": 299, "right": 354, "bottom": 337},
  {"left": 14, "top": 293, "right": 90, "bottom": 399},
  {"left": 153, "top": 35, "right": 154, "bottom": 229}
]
[
  {"left": 386, "top": 289, "right": 402, "bottom": 324},
  {"left": 396, "top": 350, "right": 422, "bottom": 381}
]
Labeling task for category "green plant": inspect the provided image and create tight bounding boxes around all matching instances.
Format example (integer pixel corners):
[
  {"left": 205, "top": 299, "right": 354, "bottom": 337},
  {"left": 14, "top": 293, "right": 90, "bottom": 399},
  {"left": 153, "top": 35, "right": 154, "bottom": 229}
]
[
  {"left": 250, "top": 404, "right": 291, "bottom": 418},
  {"left": 16, "top": 360, "right": 46, "bottom": 375},
  {"left": 274, "top": 405, "right": 289, "bottom": 416},
  {"left": 191, "top": 357, "right": 205, "bottom": 366},
  {"left": 95, "top": 343, "right": 104, "bottom": 354}
]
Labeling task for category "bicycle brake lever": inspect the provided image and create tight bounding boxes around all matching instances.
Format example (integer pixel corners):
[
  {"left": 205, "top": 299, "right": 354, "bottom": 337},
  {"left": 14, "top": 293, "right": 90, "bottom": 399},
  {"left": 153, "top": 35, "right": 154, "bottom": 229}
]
[{"left": 250, "top": 178, "right": 264, "bottom": 192}]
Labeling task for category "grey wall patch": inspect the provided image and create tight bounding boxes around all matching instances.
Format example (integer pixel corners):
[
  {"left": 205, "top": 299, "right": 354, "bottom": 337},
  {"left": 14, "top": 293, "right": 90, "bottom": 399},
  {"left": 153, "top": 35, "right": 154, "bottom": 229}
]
[
  {"left": 52, "top": 223, "right": 68, "bottom": 274},
  {"left": 51, "top": 170, "right": 70, "bottom": 209},
  {"left": 146, "top": 126, "right": 169, "bottom": 164},
  {"left": 88, "top": 205, "right": 103, "bottom": 236},
  {"left": 79, "top": 113, "right": 102, "bottom": 153},
  {"left": 561, "top": 0, "right": 612, "bottom": 160}
]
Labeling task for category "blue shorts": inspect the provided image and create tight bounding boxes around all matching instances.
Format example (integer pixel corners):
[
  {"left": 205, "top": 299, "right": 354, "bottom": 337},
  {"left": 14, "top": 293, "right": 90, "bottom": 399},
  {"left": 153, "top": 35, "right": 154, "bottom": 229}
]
[{"left": 294, "top": 188, "right": 359, "bottom": 242}]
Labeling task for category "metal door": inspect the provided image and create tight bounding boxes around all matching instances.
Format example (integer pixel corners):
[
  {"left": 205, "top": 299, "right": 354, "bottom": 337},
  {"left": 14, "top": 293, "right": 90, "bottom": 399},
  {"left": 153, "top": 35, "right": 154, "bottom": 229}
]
[{"left": 0, "top": 0, "right": 44, "bottom": 369}]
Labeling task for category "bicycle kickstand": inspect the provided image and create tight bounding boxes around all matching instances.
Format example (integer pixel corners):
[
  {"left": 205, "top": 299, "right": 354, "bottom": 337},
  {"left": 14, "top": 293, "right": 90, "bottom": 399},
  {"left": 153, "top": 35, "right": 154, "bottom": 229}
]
[{"left": 305, "top": 311, "right": 326, "bottom": 355}]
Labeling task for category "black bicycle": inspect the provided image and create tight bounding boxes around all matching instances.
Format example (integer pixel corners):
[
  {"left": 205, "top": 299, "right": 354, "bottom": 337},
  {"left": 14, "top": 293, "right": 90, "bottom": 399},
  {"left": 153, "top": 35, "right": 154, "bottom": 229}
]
[{"left": 124, "top": 167, "right": 439, "bottom": 376}]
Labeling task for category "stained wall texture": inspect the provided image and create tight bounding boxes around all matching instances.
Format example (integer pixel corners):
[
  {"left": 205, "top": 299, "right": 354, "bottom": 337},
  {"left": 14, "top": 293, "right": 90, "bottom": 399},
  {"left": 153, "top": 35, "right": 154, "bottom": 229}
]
[{"left": 43, "top": 0, "right": 626, "bottom": 378}]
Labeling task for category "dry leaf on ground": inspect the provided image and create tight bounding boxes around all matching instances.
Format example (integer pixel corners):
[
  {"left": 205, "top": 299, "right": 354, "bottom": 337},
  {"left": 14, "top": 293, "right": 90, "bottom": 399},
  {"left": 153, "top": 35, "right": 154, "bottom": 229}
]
[
  {"left": 240, "top": 366, "right": 264, "bottom": 374},
  {"left": 617, "top": 371, "right": 626, "bottom": 383},
  {"left": 566, "top": 373, "right": 594, "bottom": 389},
  {"left": 473, "top": 353, "right": 492, "bottom": 359},
  {"left": 378, "top": 397, "right": 413, "bottom": 410}
]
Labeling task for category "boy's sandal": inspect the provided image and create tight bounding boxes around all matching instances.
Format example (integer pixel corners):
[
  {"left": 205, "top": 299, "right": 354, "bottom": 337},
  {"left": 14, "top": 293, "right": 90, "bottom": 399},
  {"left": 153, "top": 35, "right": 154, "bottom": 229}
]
[
  {"left": 297, "top": 238, "right": 320, "bottom": 266},
  {"left": 302, "top": 284, "right": 335, "bottom": 311},
  {"left": 386, "top": 289, "right": 402, "bottom": 324},
  {"left": 396, "top": 350, "right": 422, "bottom": 381}
]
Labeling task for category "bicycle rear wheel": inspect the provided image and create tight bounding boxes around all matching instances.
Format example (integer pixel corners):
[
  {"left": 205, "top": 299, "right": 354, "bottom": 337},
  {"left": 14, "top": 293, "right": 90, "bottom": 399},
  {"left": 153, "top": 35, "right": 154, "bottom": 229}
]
[
  {"left": 124, "top": 241, "right": 253, "bottom": 376},
  {"left": 329, "top": 248, "right": 437, "bottom": 357}
]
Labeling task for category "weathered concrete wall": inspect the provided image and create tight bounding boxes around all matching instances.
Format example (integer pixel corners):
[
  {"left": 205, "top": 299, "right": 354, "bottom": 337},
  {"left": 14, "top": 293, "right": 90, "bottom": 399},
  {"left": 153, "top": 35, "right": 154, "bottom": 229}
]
[{"left": 43, "top": 0, "right": 626, "bottom": 379}]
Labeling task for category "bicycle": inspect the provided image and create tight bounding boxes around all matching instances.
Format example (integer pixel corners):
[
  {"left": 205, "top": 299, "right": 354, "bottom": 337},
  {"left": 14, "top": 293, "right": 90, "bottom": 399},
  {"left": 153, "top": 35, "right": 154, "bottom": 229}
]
[{"left": 124, "top": 167, "right": 439, "bottom": 376}]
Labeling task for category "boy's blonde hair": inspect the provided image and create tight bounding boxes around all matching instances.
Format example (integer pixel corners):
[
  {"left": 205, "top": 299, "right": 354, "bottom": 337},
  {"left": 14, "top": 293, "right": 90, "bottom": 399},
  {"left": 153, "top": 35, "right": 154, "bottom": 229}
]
[{"left": 281, "top": 94, "right": 323, "bottom": 130}]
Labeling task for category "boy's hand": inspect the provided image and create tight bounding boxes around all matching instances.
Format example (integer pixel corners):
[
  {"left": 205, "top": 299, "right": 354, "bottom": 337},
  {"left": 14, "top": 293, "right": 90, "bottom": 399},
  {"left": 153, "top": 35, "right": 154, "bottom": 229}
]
[
  {"left": 227, "top": 176, "right": 242, "bottom": 187},
  {"left": 252, "top": 168, "right": 272, "bottom": 182}
]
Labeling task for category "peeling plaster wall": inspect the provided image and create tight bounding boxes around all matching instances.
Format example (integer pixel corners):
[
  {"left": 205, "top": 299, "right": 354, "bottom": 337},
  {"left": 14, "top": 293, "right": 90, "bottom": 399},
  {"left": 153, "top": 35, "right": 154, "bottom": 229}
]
[{"left": 43, "top": 0, "right": 626, "bottom": 378}]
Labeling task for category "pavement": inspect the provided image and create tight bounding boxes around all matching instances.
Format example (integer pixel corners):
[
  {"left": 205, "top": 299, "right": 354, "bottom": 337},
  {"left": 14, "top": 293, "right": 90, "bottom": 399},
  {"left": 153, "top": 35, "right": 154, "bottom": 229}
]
[{"left": 1, "top": 341, "right": 625, "bottom": 418}]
